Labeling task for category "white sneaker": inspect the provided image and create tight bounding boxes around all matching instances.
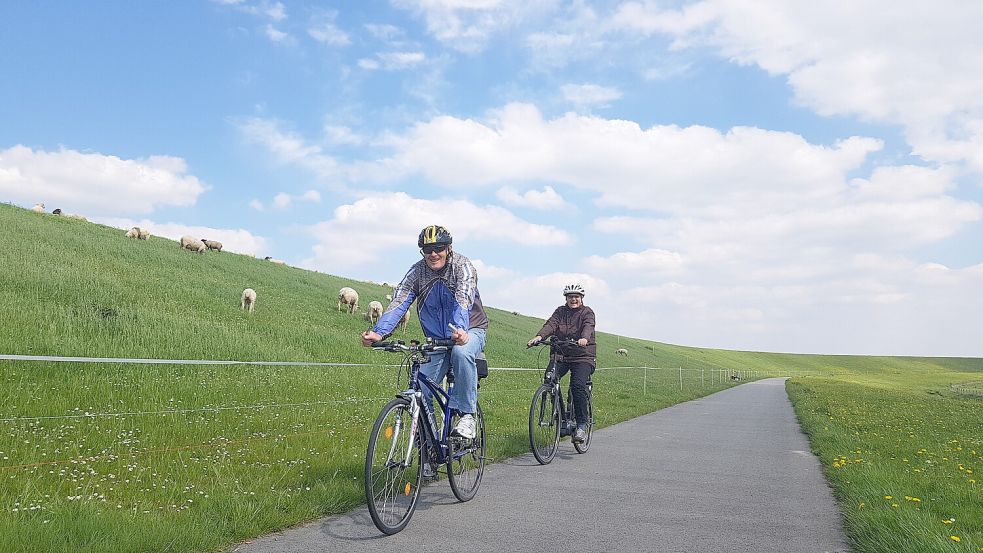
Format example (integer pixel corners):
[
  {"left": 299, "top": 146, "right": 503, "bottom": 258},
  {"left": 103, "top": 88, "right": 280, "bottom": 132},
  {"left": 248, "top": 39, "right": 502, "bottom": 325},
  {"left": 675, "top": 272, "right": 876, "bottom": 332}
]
[{"left": 452, "top": 414, "right": 477, "bottom": 439}]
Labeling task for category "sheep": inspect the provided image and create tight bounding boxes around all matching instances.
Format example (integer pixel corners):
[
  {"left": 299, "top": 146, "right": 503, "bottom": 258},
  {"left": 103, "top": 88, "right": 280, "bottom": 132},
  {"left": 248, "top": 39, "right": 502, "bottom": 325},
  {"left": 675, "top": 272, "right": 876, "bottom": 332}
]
[
  {"left": 241, "top": 288, "right": 257, "bottom": 312},
  {"left": 125, "top": 227, "right": 141, "bottom": 239},
  {"left": 138, "top": 228, "right": 150, "bottom": 240},
  {"left": 396, "top": 309, "right": 411, "bottom": 333},
  {"left": 202, "top": 239, "right": 223, "bottom": 252},
  {"left": 64, "top": 213, "right": 87, "bottom": 221},
  {"left": 180, "top": 235, "right": 206, "bottom": 254},
  {"left": 52, "top": 208, "right": 62, "bottom": 215},
  {"left": 263, "top": 256, "right": 286, "bottom": 265},
  {"left": 337, "top": 287, "right": 359, "bottom": 314},
  {"left": 616, "top": 348, "right": 629, "bottom": 357},
  {"left": 364, "top": 300, "right": 383, "bottom": 323},
  {"left": 31, "top": 203, "right": 45, "bottom": 213}
]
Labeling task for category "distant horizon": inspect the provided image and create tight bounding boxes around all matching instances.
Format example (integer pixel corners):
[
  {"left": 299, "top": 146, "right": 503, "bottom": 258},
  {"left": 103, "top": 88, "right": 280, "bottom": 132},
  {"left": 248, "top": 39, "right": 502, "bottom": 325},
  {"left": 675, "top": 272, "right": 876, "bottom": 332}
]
[{"left": 2, "top": 1, "right": 981, "bottom": 357}]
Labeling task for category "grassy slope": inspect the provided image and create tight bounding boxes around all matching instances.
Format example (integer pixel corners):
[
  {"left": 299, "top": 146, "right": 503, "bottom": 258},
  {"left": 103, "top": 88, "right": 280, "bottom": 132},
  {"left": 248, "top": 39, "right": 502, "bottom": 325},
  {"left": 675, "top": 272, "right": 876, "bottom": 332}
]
[{"left": 0, "top": 202, "right": 980, "bottom": 552}]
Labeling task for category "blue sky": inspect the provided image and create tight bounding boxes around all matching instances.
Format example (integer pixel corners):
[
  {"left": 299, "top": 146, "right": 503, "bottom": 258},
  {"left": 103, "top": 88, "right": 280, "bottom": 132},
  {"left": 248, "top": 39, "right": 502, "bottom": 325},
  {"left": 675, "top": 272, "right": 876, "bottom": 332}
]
[{"left": 2, "top": 1, "right": 982, "bottom": 356}]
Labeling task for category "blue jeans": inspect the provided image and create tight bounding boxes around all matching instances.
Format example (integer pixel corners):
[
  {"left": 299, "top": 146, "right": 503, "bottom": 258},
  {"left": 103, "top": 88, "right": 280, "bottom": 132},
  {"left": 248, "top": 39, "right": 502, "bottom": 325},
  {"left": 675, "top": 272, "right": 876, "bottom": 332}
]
[{"left": 419, "top": 328, "right": 486, "bottom": 414}]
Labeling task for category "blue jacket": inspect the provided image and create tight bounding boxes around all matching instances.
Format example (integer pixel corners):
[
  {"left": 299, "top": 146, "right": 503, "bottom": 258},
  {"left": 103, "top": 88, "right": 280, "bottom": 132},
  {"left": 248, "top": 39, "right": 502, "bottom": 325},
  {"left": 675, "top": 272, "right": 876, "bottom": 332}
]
[{"left": 373, "top": 251, "right": 489, "bottom": 339}]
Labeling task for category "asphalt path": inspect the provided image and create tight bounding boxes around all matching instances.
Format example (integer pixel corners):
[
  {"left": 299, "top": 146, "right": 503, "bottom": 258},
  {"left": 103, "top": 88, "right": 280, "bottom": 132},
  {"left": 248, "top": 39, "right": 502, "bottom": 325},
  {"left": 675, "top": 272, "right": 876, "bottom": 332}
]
[{"left": 233, "top": 378, "right": 850, "bottom": 552}]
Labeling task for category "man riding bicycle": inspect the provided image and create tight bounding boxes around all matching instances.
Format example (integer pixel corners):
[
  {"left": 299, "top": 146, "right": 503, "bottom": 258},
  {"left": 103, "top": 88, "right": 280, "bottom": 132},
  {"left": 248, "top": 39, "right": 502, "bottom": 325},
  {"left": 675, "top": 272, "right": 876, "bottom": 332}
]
[
  {"left": 527, "top": 283, "right": 595, "bottom": 444},
  {"left": 361, "top": 224, "right": 488, "bottom": 440}
]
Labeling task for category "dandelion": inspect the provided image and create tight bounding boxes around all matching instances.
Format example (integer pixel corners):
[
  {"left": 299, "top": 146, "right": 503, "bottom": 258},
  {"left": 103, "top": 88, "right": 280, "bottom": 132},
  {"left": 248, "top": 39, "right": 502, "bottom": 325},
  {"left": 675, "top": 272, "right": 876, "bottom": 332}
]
[{"left": 950, "top": 536, "right": 960, "bottom": 542}]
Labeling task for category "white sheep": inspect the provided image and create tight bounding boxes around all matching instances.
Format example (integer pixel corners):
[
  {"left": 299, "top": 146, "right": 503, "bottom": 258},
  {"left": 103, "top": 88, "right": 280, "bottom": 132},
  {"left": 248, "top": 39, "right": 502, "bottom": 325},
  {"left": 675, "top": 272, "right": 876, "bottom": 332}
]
[
  {"left": 241, "top": 288, "right": 257, "bottom": 312},
  {"left": 31, "top": 203, "right": 45, "bottom": 213},
  {"left": 180, "top": 235, "right": 206, "bottom": 254},
  {"left": 263, "top": 256, "right": 286, "bottom": 265},
  {"left": 65, "top": 213, "right": 87, "bottom": 221},
  {"left": 125, "top": 227, "right": 141, "bottom": 239},
  {"left": 202, "top": 239, "right": 223, "bottom": 252},
  {"left": 138, "top": 228, "right": 150, "bottom": 240},
  {"left": 337, "top": 287, "right": 359, "bottom": 314},
  {"left": 396, "top": 309, "right": 411, "bottom": 333},
  {"left": 616, "top": 348, "right": 628, "bottom": 357},
  {"left": 364, "top": 300, "right": 383, "bottom": 323}
]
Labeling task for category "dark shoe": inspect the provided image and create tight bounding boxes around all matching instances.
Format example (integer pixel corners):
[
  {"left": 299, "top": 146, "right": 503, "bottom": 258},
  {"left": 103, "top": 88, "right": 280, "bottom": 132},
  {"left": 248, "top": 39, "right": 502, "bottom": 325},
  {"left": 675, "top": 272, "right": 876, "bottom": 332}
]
[
  {"left": 572, "top": 427, "right": 586, "bottom": 444},
  {"left": 421, "top": 463, "right": 437, "bottom": 479}
]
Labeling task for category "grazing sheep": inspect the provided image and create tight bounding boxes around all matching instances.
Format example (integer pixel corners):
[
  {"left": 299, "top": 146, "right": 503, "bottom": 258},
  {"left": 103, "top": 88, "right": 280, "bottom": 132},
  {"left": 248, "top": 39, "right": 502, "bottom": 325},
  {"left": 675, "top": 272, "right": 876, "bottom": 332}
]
[
  {"left": 616, "top": 348, "right": 628, "bottom": 357},
  {"left": 52, "top": 208, "right": 62, "bottom": 215},
  {"left": 730, "top": 373, "right": 742, "bottom": 381},
  {"left": 241, "top": 288, "right": 257, "bottom": 312},
  {"left": 364, "top": 300, "right": 383, "bottom": 323},
  {"left": 180, "top": 235, "right": 206, "bottom": 254},
  {"left": 263, "top": 256, "right": 286, "bottom": 265},
  {"left": 337, "top": 287, "right": 359, "bottom": 314},
  {"left": 138, "top": 228, "right": 150, "bottom": 240},
  {"left": 31, "top": 203, "right": 45, "bottom": 213},
  {"left": 64, "top": 213, "right": 87, "bottom": 221},
  {"left": 125, "top": 227, "right": 141, "bottom": 239},
  {"left": 202, "top": 239, "right": 223, "bottom": 252},
  {"left": 396, "top": 309, "right": 411, "bottom": 333}
]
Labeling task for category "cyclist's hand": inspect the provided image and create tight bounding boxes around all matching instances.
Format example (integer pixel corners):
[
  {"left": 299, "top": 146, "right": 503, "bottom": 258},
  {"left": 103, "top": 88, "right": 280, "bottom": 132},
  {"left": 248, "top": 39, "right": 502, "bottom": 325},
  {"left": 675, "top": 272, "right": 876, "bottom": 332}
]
[
  {"left": 527, "top": 336, "right": 542, "bottom": 347},
  {"left": 362, "top": 330, "right": 383, "bottom": 347},
  {"left": 450, "top": 326, "right": 469, "bottom": 345},
  {"left": 577, "top": 338, "right": 588, "bottom": 347}
]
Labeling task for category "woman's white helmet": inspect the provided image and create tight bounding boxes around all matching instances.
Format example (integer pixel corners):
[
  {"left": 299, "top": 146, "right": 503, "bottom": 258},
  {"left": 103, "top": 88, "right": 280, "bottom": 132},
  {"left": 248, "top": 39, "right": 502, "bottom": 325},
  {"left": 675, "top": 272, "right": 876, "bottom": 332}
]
[{"left": 562, "top": 283, "right": 585, "bottom": 297}]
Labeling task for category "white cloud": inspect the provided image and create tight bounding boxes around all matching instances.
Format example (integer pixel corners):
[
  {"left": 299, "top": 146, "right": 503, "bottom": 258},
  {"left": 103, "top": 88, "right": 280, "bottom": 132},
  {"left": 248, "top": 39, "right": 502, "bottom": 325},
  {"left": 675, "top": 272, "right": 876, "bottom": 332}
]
[
  {"left": 373, "top": 51, "right": 427, "bottom": 70},
  {"left": 585, "top": 248, "right": 684, "bottom": 275},
  {"left": 300, "top": 191, "right": 570, "bottom": 271},
  {"left": 358, "top": 58, "right": 381, "bottom": 70},
  {"left": 364, "top": 23, "right": 402, "bottom": 41},
  {"left": 266, "top": 2, "right": 286, "bottom": 22},
  {"left": 308, "top": 23, "right": 350, "bottom": 46},
  {"left": 237, "top": 117, "right": 343, "bottom": 181},
  {"left": 94, "top": 217, "right": 271, "bottom": 258},
  {"left": 392, "top": 0, "right": 521, "bottom": 53},
  {"left": 496, "top": 185, "right": 569, "bottom": 210},
  {"left": 270, "top": 190, "right": 321, "bottom": 209},
  {"left": 609, "top": 0, "right": 983, "bottom": 171},
  {"left": 264, "top": 24, "right": 290, "bottom": 43},
  {"left": 249, "top": 199, "right": 264, "bottom": 211},
  {"left": 0, "top": 145, "right": 207, "bottom": 217},
  {"left": 561, "top": 83, "right": 622, "bottom": 109}
]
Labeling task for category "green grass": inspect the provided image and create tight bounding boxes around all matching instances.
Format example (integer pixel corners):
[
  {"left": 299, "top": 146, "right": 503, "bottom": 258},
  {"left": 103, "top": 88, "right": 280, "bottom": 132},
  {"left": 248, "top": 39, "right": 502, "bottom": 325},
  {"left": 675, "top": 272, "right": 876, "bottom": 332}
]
[{"left": 1, "top": 202, "right": 981, "bottom": 552}]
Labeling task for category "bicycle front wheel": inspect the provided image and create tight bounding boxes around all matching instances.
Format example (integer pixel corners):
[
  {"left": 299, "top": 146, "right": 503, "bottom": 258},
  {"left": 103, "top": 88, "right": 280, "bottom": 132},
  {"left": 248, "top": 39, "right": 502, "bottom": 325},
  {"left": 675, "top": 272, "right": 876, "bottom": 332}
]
[
  {"left": 573, "top": 386, "right": 593, "bottom": 454},
  {"left": 447, "top": 403, "right": 486, "bottom": 502},
  {"left": 528, "top": 384, "right": 560, "bottom": 464},
  {"left": 365, "top": 397, "right": 422, "bottom": 535}
]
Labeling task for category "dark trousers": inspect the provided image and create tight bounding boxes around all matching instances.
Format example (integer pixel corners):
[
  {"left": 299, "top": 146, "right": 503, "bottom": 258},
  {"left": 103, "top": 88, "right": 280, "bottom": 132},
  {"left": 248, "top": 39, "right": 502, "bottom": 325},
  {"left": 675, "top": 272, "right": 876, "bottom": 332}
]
[{"left": 556, "top": 361, "right": 593, "bottom": 425}]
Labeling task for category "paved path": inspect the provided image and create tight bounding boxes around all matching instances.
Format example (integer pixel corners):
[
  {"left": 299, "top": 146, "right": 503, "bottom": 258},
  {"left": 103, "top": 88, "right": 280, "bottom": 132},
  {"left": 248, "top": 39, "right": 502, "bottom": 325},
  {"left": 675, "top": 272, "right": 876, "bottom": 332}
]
[{"left": 233, "top": 378, "right": 850, "bottom": 552}]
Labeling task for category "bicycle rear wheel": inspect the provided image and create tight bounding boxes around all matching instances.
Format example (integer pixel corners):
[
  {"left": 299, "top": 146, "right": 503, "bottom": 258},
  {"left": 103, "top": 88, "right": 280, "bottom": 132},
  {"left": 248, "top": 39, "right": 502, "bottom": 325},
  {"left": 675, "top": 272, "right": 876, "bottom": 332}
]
[
  {"left": 447, "top": 403, "right": 486, "bottom": 502},
  {"left": 365, "top": 397, "right": 422, "bottom": 535},
  {"left": 573, "top": 386, "right": 593, "bottom": 454},
  {"left": 528, "top": 384, "right": 560, "bottom": 464}
]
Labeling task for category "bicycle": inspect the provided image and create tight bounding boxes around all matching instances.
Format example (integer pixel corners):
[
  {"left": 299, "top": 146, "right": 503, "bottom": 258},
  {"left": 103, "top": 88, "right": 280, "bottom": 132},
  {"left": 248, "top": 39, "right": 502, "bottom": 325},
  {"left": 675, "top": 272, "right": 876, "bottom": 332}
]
[
  {"left": 364, "top": 338, "right": 487, "bottom": 535},
  {"left": 527, "top": 337, "right": 594, "bottom": 465}
]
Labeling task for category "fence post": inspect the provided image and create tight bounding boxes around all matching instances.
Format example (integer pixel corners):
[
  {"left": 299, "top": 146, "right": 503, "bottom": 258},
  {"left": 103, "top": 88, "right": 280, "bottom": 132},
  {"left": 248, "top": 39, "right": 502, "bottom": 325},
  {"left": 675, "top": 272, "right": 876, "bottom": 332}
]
[
  {"left": 643, "top": 367, "right": 647, "bottom": 396},
  {"left": 678, "top": 367, "right": 683, "bottom": 390},
  {"left": 701, "top": 368, "right": 705, "bottom": 387}
]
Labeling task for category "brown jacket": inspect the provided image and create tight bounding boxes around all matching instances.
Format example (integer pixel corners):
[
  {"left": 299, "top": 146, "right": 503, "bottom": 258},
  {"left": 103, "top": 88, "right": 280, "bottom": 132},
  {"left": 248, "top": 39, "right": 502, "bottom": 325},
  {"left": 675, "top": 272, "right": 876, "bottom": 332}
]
[{"left": 536, "top": 305, "right": 596, "bottom": 366}]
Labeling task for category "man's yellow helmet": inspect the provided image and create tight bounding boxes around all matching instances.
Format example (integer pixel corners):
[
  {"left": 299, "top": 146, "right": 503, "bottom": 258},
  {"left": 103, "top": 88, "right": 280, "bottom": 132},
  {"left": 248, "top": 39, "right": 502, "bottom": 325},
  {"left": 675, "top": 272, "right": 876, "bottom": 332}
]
[{"left": 418, "top": 225, "right": 453, "bottom": 247}]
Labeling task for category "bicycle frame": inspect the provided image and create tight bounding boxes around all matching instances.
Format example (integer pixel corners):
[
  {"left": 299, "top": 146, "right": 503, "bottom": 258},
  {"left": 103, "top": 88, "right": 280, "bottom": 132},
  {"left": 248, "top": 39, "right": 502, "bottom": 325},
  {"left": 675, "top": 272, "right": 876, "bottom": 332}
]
[{"left": 394, "top": 349, "right": 462, "bottom": 468}]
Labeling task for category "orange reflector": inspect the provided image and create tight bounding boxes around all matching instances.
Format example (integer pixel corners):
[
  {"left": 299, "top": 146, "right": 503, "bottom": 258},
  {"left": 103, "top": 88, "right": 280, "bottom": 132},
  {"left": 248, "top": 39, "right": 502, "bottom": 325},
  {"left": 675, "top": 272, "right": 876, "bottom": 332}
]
[
  {"left": 385, "top": 427, "right": 394, "bottom": 440},
  {"left": 404, "top": 482, "right": 412, "bottom": 496}
]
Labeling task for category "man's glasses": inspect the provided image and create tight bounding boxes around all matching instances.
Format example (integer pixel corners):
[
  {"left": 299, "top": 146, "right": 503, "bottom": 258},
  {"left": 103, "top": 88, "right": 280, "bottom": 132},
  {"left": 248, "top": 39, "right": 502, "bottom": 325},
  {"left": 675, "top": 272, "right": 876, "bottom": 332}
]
[{"left": 421, "top": 244, "right": 448, "bottom": 255}]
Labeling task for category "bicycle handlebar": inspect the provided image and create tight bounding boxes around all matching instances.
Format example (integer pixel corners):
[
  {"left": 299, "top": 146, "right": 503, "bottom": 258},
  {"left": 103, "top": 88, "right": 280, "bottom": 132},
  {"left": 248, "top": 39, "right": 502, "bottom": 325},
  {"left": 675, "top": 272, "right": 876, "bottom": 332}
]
[
  {"left": 526, "top": 337, "right": 583, "bottom": 349},
  {"left": 371, "top": 339, "right": 455, "bottom": 352}
]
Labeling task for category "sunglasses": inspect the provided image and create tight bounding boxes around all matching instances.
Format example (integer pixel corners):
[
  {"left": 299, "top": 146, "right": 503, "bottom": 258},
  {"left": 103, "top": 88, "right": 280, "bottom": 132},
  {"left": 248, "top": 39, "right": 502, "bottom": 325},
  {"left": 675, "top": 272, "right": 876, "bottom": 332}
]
[{"left": 421, "top": 244, "right": 448, "bottom": 255}]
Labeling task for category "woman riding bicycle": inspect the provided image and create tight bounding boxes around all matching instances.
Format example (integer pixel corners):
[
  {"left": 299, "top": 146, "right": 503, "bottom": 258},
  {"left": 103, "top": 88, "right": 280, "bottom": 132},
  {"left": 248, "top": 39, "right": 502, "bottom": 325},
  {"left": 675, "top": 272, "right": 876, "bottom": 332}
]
[
  {"left": 361, "top": 224, "right": 488, "bottom": 440},
  {"left": 526, "top": 283, "right": 596, "bottom": 444}
]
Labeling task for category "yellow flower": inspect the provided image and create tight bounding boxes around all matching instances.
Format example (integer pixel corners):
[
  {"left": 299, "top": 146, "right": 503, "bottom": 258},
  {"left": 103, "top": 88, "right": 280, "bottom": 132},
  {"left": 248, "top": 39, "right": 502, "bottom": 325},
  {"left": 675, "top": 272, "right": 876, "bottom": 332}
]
[
  {"left": 950, "top": 536, "right": 960, "bottom": 542},
  {"left": 884, "top": 495, "right": 893, "bottom": 500}
]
